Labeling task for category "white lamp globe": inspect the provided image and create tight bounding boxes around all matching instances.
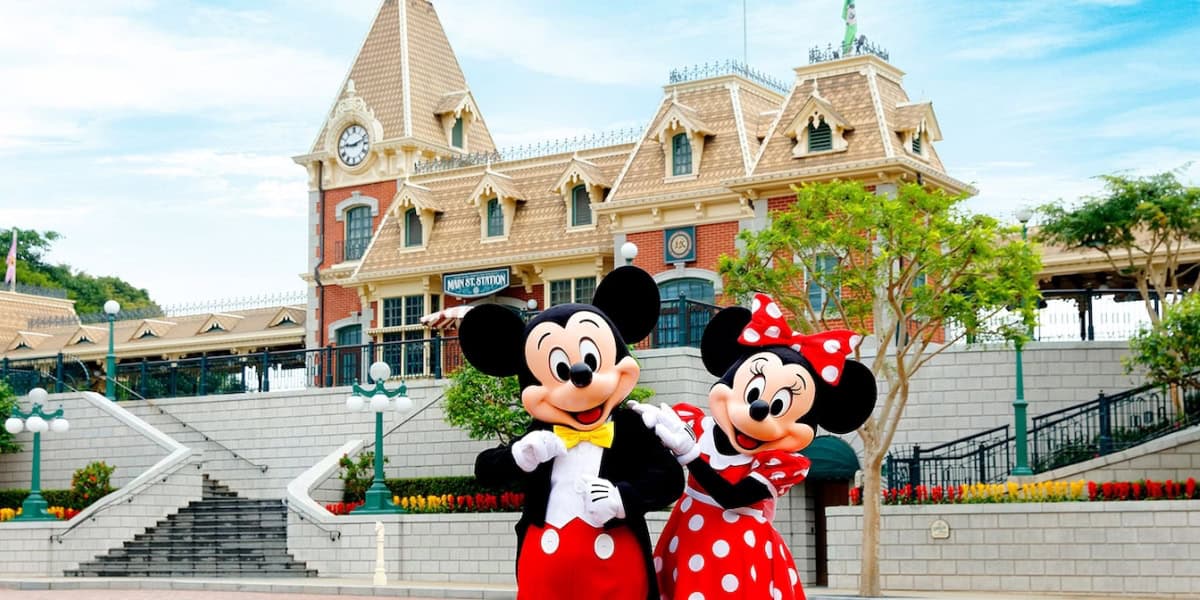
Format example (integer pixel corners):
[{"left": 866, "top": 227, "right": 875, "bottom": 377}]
[
  {"left": 526, "top": 298, "right": 538, "bottom": 310},
  {"left": 25, "top": 415, "right": 48, "bottom": 433},
  {"left": 620, "top": 241, "right": 639, "bottom": 262},
  {"left": 346, "top": 395, "right": 365, "bottom": 412},
  {"left": 369, "top": 361, "right": 391, "bottom": 383},
  {"left": 369, "top": 395, "right": 390, "bottom": 412},
  {"left": 1015, "top": 207, "right": 1034, "bottom": 224},
  {"left": 4, "top": 418, "right": 22, "bottom": 435},
  {"left": 28, "top": 387, "right": 48, "bottom": 404},
  {"left": 103, "top": 300, "right": 121, "bottom": 316},
  {"left": 50, "top": 418, "right": 69, "bottom": 434},
  {"left": 393, "top": 395, "right": 413, "bottom": 413}
]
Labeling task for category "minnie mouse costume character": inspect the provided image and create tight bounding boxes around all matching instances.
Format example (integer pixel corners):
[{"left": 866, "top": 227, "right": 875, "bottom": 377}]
[
  {"left": 459, "top": 266, "right": 684, "bottom": 600},
  {"left": 633, "top": 294, "right": 877, "bottom": 600}
]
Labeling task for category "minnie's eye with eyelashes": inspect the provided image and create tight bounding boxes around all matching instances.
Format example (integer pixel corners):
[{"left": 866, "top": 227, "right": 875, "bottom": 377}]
[
  {"left": 745, "top": 375, "right": 765, "bottom": 404},
  {"left": 769, "top": 388, "right": 792, "bottom": 417}
]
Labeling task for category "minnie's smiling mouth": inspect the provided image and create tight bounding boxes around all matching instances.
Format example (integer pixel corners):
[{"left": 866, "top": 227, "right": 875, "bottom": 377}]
[{"left": 732, "top": 426, "right": 765, "bottom": 450}]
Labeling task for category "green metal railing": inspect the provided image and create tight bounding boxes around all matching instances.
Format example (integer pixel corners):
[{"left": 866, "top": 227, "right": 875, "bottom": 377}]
[{"left": 887, "top": 373, "right": 1200, "bottom": 489}]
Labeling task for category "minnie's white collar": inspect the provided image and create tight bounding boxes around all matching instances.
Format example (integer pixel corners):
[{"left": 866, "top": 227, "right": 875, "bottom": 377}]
[{"left": 697, "top": 416, "right": 753, "bottom": 470}]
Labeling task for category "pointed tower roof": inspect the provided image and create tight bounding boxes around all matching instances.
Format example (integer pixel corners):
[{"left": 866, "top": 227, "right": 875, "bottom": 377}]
[{"left": 309, "top": 0, "right": 495, "bottom": 155}]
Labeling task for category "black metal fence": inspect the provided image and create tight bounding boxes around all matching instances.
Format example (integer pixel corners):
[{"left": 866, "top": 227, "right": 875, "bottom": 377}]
[
  {"left": 886, "top": 372, "right": 1200, "bottom": 489},
  {"left": 649, "top": 297, "right": 721, "bottom": 349}
]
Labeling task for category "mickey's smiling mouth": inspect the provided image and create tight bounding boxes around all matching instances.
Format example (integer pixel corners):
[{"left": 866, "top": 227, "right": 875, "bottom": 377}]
[{"left": 568, "top": 402, "right": 607, "bottom": 425}]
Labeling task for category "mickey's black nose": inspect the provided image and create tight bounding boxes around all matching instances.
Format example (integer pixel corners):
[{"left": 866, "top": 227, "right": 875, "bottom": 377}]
[
  {"left": 749, "top": 399, "right": 770, "bottom": 422},
  {"left": 569, "top": 362, "right": 593, "bottom": 388}
]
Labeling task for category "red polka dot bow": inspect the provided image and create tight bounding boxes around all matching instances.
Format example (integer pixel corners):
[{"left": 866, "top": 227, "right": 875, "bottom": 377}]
[{"left": 737, "top": 293, "right": 862, "bottom": 385}]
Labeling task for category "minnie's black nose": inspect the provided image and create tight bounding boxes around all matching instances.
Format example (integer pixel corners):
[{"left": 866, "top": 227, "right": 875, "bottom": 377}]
[
  {"left": 569, "top": 362, "right": 593, "bottom": 388},
  {"left": 749, "top": 399, "right": 770, "bottom": 421}
]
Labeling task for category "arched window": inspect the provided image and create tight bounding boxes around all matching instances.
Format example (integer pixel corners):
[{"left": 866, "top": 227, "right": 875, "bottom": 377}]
[
  {"left": 344, "top": 205, "right": 371, "bottom": 260},
  {"left": 570, "top": 184, "right": 591, "bottom": 227},
  {"left": 807, "top": 120, "right": 833, "bottom": 152},
  {"left": 655, "top": 277, "right": 716, "bottom": 347},
  {"left": 671, "top": 133, "right": 692, "bottom": 176},
  {"left": 335, "top": 324, "right": 362, "bottom": 385},
  {"left": 486, "top": 198, "right": 504, "bottom": 237},
  {"left": 404, "top": 208, "right": 422, "bottom": 247}
]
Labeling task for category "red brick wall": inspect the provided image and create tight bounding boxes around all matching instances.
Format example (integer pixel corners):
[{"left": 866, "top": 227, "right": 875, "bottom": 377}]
[
  {"left": 320, "top": 285, "right": 361, "bottom": 345},
  {"left": 628, "top": 221, "right": 739, "bottom": 276},
  {"left": 318, "top": 180, "right": 397, "bottom": 269}
]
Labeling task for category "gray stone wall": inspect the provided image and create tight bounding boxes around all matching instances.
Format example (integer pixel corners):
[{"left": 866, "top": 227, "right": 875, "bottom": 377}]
[
  {"left": 826, "top": 500, "right": 1200, "bottom": 597},
  {"left": 1035, "top": 427, "right": 1200, "bottom": 483}
]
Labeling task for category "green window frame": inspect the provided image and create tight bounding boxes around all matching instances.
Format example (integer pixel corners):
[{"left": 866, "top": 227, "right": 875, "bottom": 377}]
[
  {"left": 573, "top": 277, "right": 596, "bottom": 305},
  {"left": 912, "top": 130, "right": 923, "bottom": 155},
  {"left": 382, "top": 298, "right": 403, "bottom": 328},
  {"left": 807, "top": 120, "right": 833, "bottom": 153},
  {"left": 570, "top": 185, "right": 591, "bottom": 227},
  {"left": 671, "top": 133, "right": 692, "bottom": 176},
  {"left": 452, "top": 117, "right": 464, "bottom": 148},
  {"left": 549, "top": 280, "right": 572, "bottom": 307},
  {"left": 486, "top": 198, "right": 504, "bottom": 237},
  {"left": 807, "top": 254, "right": 841, "bottom": 310},
  {"left": 344, "top": 205, "right": 371, "bottom": 261},
  {"left": 404, "top": 208, "right": 422, "bottom": 247}
]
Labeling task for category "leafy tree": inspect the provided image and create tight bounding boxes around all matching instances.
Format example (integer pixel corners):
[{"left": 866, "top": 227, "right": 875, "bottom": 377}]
[
  {"left": 442, "top": 362, "right": 529, "bottom": 445},
  {"left": 718, "top": 180, "right": 1040, "bottom": 597},
  {"left": 0, "top": 228, "right": 157, "bottom": 315},
  {"left": 1037, "top": 170, "right": 1200, "bottom": 325},
  {"left": 0, "top": 381, "right": 20, "bottom": 454},
  {"left": 1127, "top": 291, "right": 1200, "bottom": 390}
]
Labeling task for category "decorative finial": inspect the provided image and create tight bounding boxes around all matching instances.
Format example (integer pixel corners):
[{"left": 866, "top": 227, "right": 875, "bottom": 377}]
[{"left": 346, "top": 79, "right": 357, "bottom": 97}]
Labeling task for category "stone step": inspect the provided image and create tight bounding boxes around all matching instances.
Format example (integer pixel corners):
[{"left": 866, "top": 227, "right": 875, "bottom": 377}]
[
  {"left": 65, "top": 565, "right": 318, "bottom": 578},
  {"left": 107, "top": 545, "right": 287, "bottom": 557},
  {"left": 95, "top": 553, "right": 303, "bottom": 565}
]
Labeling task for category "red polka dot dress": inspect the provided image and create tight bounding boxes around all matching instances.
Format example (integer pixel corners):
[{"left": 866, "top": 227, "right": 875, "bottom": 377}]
[{"left": 653, "top": 404, "right": 810, "bottom": 600}]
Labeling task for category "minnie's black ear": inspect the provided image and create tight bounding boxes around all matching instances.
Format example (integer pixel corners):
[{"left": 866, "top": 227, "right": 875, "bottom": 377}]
[
  {"left": 805, "top": 360, "right": 877, "bottom": 434},
  {"left": 590, "top": 266, "right": 660, "bottom": 344},
  {"left": 700, "top": 306, "right": 753, "bottom": 378},
  {"left": 459, "top": 304, "right": 526, "bottom": 377}
]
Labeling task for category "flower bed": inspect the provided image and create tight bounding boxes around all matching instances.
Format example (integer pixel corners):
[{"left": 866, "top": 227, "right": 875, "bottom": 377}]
[
  {"left": 324, "top": 492, "right": 525, "bottom": 515},
  {"left": 0, "top": 506, "right": 79, "bottom": 521},
  {"left": 850, "top": 477, "right": 1199, "bottom": 505}
]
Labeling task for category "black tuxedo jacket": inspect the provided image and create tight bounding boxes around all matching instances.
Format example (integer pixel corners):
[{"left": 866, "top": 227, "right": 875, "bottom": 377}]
[{"left": 475, "top": 406, "right": 683, "bottom": 600}]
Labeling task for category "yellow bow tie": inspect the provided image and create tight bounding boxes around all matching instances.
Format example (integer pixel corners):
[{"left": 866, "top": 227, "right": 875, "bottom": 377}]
[{"left": 553, "top": 423, "right": 615, "bottom": 449}]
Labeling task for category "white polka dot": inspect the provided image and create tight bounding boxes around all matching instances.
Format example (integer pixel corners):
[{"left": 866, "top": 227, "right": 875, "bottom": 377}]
[
  {"left": 771, "top": 585, "right": 783, "bottom": 600},
  {"left": 722, "top": 510, "right": 740, "bottom": 524},
  {"left": 540, "top": 529, "right": 559, "bottom": 554},
  {"left": 712, "top": 539, "right": 729, "bottom": 558},
  {"left": 688, "top": 593, "right": 705, "bottom": 600},
  {"left": 593, "top": 533, "right": 614, "bottom": 560},
  {"left": 821, "top": 365, "right": 839, "bottom": 382},
  {"left": 764, "top": 325, "right": 781, "bottom": 338},
  {"left": 688, "top": 514, "right": 705, "bottom": 531},
  {"left": 823, "top": 339, "right": 841, "bottom": 353},
  {"left": 790, "top": 343, "right": 802, "bottom": 352},
  {"left": 654, "top": 556, "right": 663, "bottom": 573},
  {"left": 743, "top": 328, "right": 761, "bottom": 343},
  {"left": 673, "top": 568, "right": 678, "bottom": 581},
  {"left": 680, "top": 496, "right": 693, "bottom": 513},
  {"left": 766, "top": 457, "right": 782, "bottom": 466},
  {"left": 688, "top": 554, "right": 705, "bottom": 572},
  {"left": 722, "top": 574, "right": 739, "bottom": 592},
  {"left": 744, "top": 530, "right": 756, "bottom": 547},
  {"left": 753, "top": 514, "right": 766, "bottom": 524},
  {"left": 751, "top": 297, "right": 762, "bottom": 312},
  {"left": 669, "top": 536, "right": 679, "bottom": 553},
  {"left": 789, "top": 567, "right": 798, "bottom": 585},
  {"left": 750, "top": 565, "right": 757, "bottom": 581},
  {"left": 850, "top": 334, "right": 863, "bottom": 347},
  {"left": 779, "top": 544, "right": 786, "bottom": 558},
  {"left": 765, "top": 541, "right": 773, "bottom": 559},
  {"left": 765, "top": 302, "right": 783, "bottom": 318}
]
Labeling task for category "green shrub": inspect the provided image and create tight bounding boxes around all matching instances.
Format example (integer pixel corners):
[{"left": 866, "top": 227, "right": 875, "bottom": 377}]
[
  {"left": 71, "top": 461, "right": 115, "bottom": 505},
  {"left": 338, "top": 451, "right": 385, "bottom": 502},
  {"left": 0, "top": 488, "right": 86, "bottom": 510},
  {"left": 0, "top": 381, "right": 19, "bottom": 454}
]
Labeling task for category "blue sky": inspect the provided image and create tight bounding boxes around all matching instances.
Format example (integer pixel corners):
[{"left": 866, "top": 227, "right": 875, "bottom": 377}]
[{"left": 0, "top": 0, "right": 1196, "bottom": 307}]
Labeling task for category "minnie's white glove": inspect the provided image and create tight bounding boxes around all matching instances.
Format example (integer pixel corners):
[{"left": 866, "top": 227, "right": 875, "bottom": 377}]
[
  {"left": 627, "top": 400, "right": 663, "bottom": 428},
  {"left": 580, "top": 476, "right": 626, "bottom": 523},
  {"left": 654, "top": 403, "right": 700, "bottom": 464},
  {"left": 511, "top": 430, "right": 567, "bottom": 473}
]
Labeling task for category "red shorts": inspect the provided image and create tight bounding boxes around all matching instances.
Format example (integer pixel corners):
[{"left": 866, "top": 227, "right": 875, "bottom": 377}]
[{"left": 517, "top": 518, "right": 649, "bottom": 600}]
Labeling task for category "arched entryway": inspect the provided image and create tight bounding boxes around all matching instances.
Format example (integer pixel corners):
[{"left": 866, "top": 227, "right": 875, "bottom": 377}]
[
  {"left": 804, "top": 435, "right": 861, "bottom": 586},
  {"left": 655, "top": 275, "right": 717, "bottom": 347}
]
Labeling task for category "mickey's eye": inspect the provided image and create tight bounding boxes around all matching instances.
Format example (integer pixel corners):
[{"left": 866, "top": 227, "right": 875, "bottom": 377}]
[
  {"left": 769, "top": 388, "right": 792, "bottom": 417},
  {"left": 549, "top": 348, "right": 571, "bottom": 382},
  {"left": 579, "top": 338, "right": 600, "bottom": 371},
  {"left": 744, "top": 375, "right": 765, "bottom": 405}
]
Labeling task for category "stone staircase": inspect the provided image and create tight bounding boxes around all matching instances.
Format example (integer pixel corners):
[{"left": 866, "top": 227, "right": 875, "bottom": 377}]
[{"left": 66, "top": 476, "right": 316, "bottom": 578}]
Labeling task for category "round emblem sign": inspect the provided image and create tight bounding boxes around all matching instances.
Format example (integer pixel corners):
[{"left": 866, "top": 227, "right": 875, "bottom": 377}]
[{"left": 668, "top": 230, "right": 693, "bottom": 260}]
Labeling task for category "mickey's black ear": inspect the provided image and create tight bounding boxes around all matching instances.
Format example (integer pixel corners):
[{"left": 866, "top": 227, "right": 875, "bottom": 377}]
[
  {"left": 459, "top": 304, "right": 526, "bottom": 377},
  {"left": 700, "top": 306, "right": 753, "bottom": 378},
  {"left": 591, "top": 266, "right": 660, "bottom": 344},
  {"left": 806, "top": 360, "right": 877, "bottom": 434}
]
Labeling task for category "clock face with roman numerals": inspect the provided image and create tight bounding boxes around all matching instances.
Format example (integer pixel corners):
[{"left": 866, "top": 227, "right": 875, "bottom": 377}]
[{"left": 338, "top": 124, "right": 369, "bottom": 167}]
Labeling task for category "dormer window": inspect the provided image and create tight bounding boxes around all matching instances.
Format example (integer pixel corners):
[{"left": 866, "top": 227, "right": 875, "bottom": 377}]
[
  {"left": 436, "top": 91, "right": 479, "bottom": 151},
  {"left": 911, "top": 128, "right": 923, "bottom": 155},
  {"left": 404, "top": 208, "right": 423, "bottom": 247},
  {"left": 138, "top": 330, "right": 157, "bottom": 339},
  {"left": 75, "top": 336, "right": 94, "bottom": 345},
  {"left": 14, "top": 342, "right": 30, "bottom": 351},
  {"left": 672, "top": 133, "right": 693, "bottom": 176},
  {"left": 894, "top": 102, "right": 943, "bottom": 161},
  {"left": 807, "top": 119, "right": 833, "bottom": 152},
  {"left": 783, "top": 94, "right": 852, "bottom": 158},
  {"left": 486, "top": 198, "right": 504, "bottom": 237},
  {"left": 571, "top": 185, "right": 592, "bottom": 227},
  {"left": 205, "top": 323, "right": 224, "bottom": 333},
  {"left": 451, "top": 117, "right": 464, "bottom": 149}
]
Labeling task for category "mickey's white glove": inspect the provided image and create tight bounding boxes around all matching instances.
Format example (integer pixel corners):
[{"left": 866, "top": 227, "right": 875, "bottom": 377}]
[
  {"left": 652, "top": 403, "right": 700, "bottom": 464},
  {"left": 511, "top": 430, "right": 567, "bottom": 473},
  {"left": 580, "top": 477, "right": 626, "bottom": 523}
]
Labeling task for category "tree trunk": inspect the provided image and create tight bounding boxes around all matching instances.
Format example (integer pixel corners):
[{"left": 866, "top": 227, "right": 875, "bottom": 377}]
[{"left": 859, "top": 451, "right": 884, "bottom": 597}]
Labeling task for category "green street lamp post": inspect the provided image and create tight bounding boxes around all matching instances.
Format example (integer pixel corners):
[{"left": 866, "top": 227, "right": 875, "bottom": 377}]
[
  {"left": 1012, "top": 208, "right": 1034, "bottom": 477},
  {"left": 104, "top": 299, "right": 120, "bottom": 400},
  {"left": 346, "top": 361, "right": 412, "bottom": 514},
  {"left": 5, "top": 387, "right": 70, "bottom": 521}
]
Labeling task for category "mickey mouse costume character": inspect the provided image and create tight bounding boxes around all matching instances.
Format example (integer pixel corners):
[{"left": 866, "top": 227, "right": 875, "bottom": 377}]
[
  {"left": 459, "top": 266, "right": 685, "bottom": 600},
  {"left": 633, "top": 293, "right": 877, "bottom": 600}
]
